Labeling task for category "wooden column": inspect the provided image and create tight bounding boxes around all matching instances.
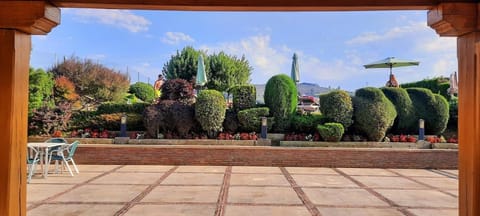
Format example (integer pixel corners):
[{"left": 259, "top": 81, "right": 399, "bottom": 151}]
[
  {"left": 0, "top": 2, "right": 59, "bottom": 216},
  {"left": 429, "top": 3, "right": 480, "bottom": 216}
]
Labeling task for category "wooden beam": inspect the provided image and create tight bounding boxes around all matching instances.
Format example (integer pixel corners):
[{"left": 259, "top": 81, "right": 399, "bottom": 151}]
[
  {"left": 0, "top": 29, "right": 30, "bottom": 216},
  {"left": 0, "top": 1, "right": 60, "bottom": 35},
  {"left": 2, "top": 0, "right": 475, "bottom": 11},
  {"left": 428, "top": 3, "right": 478, "bottom": 36}
]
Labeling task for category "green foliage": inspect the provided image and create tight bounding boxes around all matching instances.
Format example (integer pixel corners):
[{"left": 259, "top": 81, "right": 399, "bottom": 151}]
[
  {"left": 207, "top": 52, "right": 252, "bottom": 92},
  {"left": 29, "top": 67, "right": 54, "bottom": 116},
  {"left": 447, "top": 97, "right": 458, "bottom": 131},
  {"left": 195, "top": 90, "right": 227, "bottom": 137},
  {"left": 353, "top": 87, "right": 397, "bottom": 141},
  {"left": 94, "top": 113, "right": 145, "bottom": 131},
  {"left": 317, "top": 122, "right": 344, "bottom": 142},
  {"left": 96, "top": 102, "right": 148, "bottom": 114},
  {"left": 129, "top": 82, "right": 155, "bottom": 103},
  {"left": 49, "top": 56, "right": 130, "bottom": 104},
  {"left": 319, "top": 90, "right": 353, "bottom": 129},
  {"left": 237, "top": 107, "right": 270, "bottom": 132},
  {"left": 223, "top": 109, "right": 239, "bottom": 133},
  {"left": 381, "top": 87, "right": 415, "bottom": 133},
  {"left": 162, "top": 46, "right": 207, "bottom": 83},
  {"left": 231, "top": 85, "right": 256, "bottom": 111},
  {"left": 143, "top": 100, "right": 197, "bottom": 138},
  {"left": 160, "top": 79, "right": 195, "bottom": 104},
  {"left": 407, "top": 88, "right": 449, "bottom": 134},
  {"left": 264, "top": 74, "right": 298, "bottom": 132},
  {"left": 291, "top": 113, "right": 325, "bottom": 133},
  {"left": 401, "top": 77, "right": 450, "bottom": 100}
]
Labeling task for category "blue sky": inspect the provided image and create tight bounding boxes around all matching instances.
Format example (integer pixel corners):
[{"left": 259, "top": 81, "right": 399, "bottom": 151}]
[{"left": 31, "top": 9, "right": 457, "bottom": 91}]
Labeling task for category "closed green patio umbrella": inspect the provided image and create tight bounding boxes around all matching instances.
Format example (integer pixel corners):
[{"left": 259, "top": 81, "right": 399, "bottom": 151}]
[
  {"left": 196, "top": 55, "right": 207, "bottom": 89},
  {"left": 291, "top": 53, "right": 300, "bottom": 85}
]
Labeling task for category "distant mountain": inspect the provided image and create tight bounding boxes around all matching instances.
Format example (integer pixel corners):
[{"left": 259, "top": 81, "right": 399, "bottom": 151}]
[{"left": 254, "top": 82, "right": 334, "bottom": 104}]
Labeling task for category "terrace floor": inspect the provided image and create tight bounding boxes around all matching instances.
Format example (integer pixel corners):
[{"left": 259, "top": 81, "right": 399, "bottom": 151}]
[{"left": 27, "top": 165, "right": 458, "bottom": 216}]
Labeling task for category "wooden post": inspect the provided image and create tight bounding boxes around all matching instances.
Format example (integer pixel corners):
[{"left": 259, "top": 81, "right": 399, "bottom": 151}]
[
  {"left": 0, "top": 29, "right": 31, "bottom": 216},
  {"left": 429, "top": 3, "right": 480, "bottom": 216},
  {"left": 0, "top": 2, "right": 59, "bottom": 215}
]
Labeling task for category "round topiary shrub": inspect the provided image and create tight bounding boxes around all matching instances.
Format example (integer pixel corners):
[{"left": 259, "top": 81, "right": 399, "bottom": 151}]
[
  {"left": 381, "top": 87, "right": 415, "bottom": 133},
  {"left": 237, "top": 107, "right": 271, "bottom": 132},
  {"left": 129, "top": 82, "right": 155, "bottom": 103},
  {"left": 231, "top": 85, "right": 256, "bottom": 111},
  {"left": 291, "top": 113, "right": 325, "bottom": 133},
  {"left": 317, "top": 122, "right": 344, "bottom": 142},
  {"left": 353, "top": 87, "right": 397, "bottom": 141},
  {"left": 160, "top": 79, "right": 195, "bottom": 104},
  {"left": 195, "top": 90, "right": 226, "bottom": 137},
  {"left": 407, "top": 88, "right": 449, "bottom": 135},
  {"left": 264, "top": 74, "right": 298, "bottom": 132},
  {"left": 319, "top": 90, "right": 353, "bottom": 130},
  {"left": 223, "top": 109, "right": 239, "bottom": 133}
]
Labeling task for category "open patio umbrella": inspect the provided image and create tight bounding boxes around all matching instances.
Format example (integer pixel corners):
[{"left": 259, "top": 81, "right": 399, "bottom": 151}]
[
  {"left": 291, "top": 53, "right": 300, "bottom": 85},
  {"left": 196, "top": 55, "right": 207, "bottom": 88},
  {"left": 363, "top": 57, "right": 419, "bottom": 77}
]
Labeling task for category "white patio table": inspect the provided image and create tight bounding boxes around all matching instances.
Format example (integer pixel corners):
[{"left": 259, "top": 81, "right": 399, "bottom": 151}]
[{"left": 27, "top": 142, "right": 65, "bottom": 178}]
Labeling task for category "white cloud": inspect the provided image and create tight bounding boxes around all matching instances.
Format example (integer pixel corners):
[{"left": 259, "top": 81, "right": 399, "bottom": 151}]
[
  {"left": 346, "top": 21, "right": 426, "bottom": 45},
  {"left": 200, "top": 34, "right": 364, "bottom": 84},
  {"left": 200, "top": 35, "right": 289, "bottom": 82},
  {"left": 161, "top": 32, "right": 195, "bottom": 45},
  {"left": 417, "top": 37, "right": 456, "bottom": 53},
  {"left": 66, "top": 9, "right": 151, "bottom": 33}
]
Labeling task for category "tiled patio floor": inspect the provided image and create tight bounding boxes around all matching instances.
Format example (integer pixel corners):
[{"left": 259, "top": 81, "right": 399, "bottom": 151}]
[{"left": 27, "top": 165, "right": 458, "bottom": 216}]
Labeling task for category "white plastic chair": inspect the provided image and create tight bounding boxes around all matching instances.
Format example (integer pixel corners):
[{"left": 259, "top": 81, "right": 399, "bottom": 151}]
[
  {"left": 48, "top": 141, "right": 80, "bottom": 176},
  {"left": 27, "top": 146, "right": 40, "bottom": 183}
]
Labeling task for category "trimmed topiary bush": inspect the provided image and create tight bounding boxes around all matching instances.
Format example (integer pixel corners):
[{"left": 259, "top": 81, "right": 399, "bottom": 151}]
[
  {"left": 143, "top": 100, "right": 197, "bottom": 138},
  {"left": 353, "top": 87, "right": 397, "bottom": 141},
  {"left": 237, "top": 107, "right": 271, "bottom": 132},
  {"left": 291, "top": 113, "right": 325, "bottom": 133},
  {"left": 231, "top": 85, "right": 256, "bottom": 111},
  {"left": 264, "top": 74, "right": 298, "bottom": 132},
  {"left": 160, "top": 79, "right": 195, "bottom": 104},
  {"left": 407, "top": 88, "right": 449, "bottom": 135},
  {"left": 195, "top": 90, "right": 226, "bottom": 137},
  {"left": 381, "top": 87, "right": 415, "bottom": 133},
  {"left": 401, "top": 77, "right": 450, "bottom": 100},
  {"left": 319, "top": 90, "right": 353, "bottom": 130},
  {"left": 129, "top": 82, "right": 155, "bottom": 103},
  {"left": 223, "top": 109, "right": 239, "bottom": 133},
  {"left": 317, "top": 122, "right": 344, "bottom": 142}
]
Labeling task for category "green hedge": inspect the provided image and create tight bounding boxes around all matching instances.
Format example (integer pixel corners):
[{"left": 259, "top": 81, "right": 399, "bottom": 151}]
[
  {"left": 237, "top": 107, "right": 272, "bottom": 132},
  {"left": 353, "top": 87, "right": 397, "bottom": 141},
  {"left": 319, "top": 90, "right": 353, "bottom": 130},
  {"left": 291, "top": 113, "right": 325, "bottom": 133},
  {"left": 381, "top": 87, "right": 415, "bottom": 133},
  {"left": 407, "top": 88, "right": 449, "bottom": 134},
  {"left": 195, "top": 90, "right": 226, "bottom": 137},
  {"left": 317, "top": 122, "right": 344, "bottom": 142},
  {"left": 223, "top": 109, "right": 239, "bottom": 133},
  {"left": 400, "top": 77, "right": 450, "bottom": 100},
  {"left": 231, "top": 85, "right": 256, "bottom": 111},
  {"left": 96, "top": 102, "right": 148, "bottom": 114},
  {"left": 264, "top": 74, "right": 298, "bottom": 132}
]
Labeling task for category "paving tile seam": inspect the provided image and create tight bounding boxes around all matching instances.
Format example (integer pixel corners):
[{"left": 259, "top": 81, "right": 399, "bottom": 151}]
[
  {"left": 387, "top": 169, "right": 458, "bottom": 198},
  {"left": 333, "top": 168, "right": 413, "bottom": 216},
  {"left": 41, "top": 201, "right": 127, "bottom": 205},
  {"left": 159, "top": 183, "right": 223, "bottom": 186},
  {"left": 27, "top": 165, "right": 126, "bottom": 211},
  {"left": 214, "top": 166, "right": 232, "bottom": 216},
  {"left": 139, "top": 201, "right": 217, "bottom": 205},
  {"left": 428, "top": 169, "right": 458, "bottom": 179},
  {"left": 113, "top": 166, "right": 178, "bottom": 216},
  {"left": 229, "top": 184, "right": 292, "bottom": 187},
  {"left": 280, "top": 167, "right": 322, "bottom": 216},
  {"left": 227, "top": 203, "right": 305, "bottom": 206}
]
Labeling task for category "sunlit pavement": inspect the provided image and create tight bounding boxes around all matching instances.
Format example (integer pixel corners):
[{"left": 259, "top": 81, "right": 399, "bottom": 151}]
[{"left": 27, "top": 165, "right": 458, "bottom": 216}]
